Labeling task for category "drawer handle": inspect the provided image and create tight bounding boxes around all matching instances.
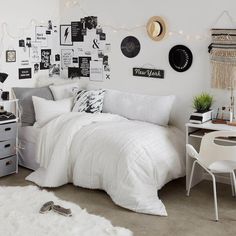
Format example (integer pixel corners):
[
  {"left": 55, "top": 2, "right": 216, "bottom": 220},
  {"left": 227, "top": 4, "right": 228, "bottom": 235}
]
[
  {"left": 4, "top": 144, "right": 10, "bottom": 148},
  {"left": 5, "top": 128, "right": 11, "bottom": 131},
  {"left": 6, "top": 160, "right": 12, "bottom": 166}
]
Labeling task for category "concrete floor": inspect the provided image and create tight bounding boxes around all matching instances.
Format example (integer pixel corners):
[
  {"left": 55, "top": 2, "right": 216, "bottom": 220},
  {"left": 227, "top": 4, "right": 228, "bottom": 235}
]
[{"left": 0, "top": 167, "right": 236, "bottom": 236}]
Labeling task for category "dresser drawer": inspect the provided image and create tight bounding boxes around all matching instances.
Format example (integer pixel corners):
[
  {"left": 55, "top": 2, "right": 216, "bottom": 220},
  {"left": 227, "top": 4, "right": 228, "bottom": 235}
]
[
  {"left": 0, "top": 123, "right": 17, "bottom": 141},
  {"left": 0, "top": 139, "right": 16, "bottom": 158},
  {"left": 0, "top": 155, "right": 17, "bottom": 177}
]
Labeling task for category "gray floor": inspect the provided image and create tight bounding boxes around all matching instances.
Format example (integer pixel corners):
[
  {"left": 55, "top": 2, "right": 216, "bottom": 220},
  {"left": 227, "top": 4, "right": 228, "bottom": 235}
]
[{"left": 0, "top": 167, "right": 236, "bottom": 236}]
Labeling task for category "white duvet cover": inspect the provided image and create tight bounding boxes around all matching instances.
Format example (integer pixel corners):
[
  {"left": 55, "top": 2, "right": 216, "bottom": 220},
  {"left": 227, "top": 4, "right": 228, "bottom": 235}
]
[{"left": 26, "top": 112, "right": 185, "bottom": 216}]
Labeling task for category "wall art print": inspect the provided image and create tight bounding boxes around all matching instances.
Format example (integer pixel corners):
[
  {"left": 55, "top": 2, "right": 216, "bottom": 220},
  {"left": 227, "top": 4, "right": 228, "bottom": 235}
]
[
  {"left": 19, "top": 68, "right": 32, "bottom": 79},
  {"left": 6, "top": 50, "right": 16, "bottom": 62},
  {"left": 61, "top": 49, "right": 74, "bottom": 69},
  {"left": 30, "top": 42, "right": 41, "bottom": 63},
  {"left": 60, "top": 25, "right": 73, "bottom": 46},
  {"left": 40, "top": 49, "right": 51, "bottom": 70},
  {"left": 35, "top": 26, "right": 48, "bottom": 47},
  {"left": 90, "top": 60, "right": 103, "bottom": 82}
]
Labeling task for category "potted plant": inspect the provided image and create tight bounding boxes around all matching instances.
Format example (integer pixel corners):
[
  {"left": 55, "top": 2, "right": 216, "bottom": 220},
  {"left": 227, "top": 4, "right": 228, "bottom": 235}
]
[
  {"left": 193, "top": 93, "right": 213, "bottom": 113},
  {"left": 190, "top": 93, "right": 213, "bottom": 123}
]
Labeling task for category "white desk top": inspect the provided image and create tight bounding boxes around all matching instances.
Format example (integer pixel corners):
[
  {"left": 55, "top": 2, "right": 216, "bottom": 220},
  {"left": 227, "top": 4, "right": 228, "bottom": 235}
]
[
  {"left": 186, "top": 121, "right": 236, "bottom": 131},
  {"left": 0, "top": 99, "right": 18, "bottom": 103}
]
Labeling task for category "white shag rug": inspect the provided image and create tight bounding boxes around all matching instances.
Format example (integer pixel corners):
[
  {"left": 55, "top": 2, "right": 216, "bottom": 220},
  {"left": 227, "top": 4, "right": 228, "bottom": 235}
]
[{"left": 0, "top": 186, "right": 132, "bottom": 236}]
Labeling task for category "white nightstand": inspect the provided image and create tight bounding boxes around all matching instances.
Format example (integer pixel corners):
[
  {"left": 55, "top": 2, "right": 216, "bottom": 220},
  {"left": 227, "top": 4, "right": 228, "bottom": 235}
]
[
  {"left": 0, "top": 99, "right": 19, "bottom": 177},
  {"left": 186, "top": 121, "right": 236, "bottom": 190}
]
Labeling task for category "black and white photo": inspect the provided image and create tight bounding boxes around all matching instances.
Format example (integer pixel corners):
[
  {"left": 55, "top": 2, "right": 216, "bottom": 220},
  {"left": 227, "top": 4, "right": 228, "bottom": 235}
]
[{"left": 6, "top": 50, "right": 16, "bottom": 62}]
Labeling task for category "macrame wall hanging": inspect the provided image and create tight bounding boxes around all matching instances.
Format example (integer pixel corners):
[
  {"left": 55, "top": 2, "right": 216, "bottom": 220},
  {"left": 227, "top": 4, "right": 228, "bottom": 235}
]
[{"left": 208, "top": 11, "right": 236, "bottom": 90}]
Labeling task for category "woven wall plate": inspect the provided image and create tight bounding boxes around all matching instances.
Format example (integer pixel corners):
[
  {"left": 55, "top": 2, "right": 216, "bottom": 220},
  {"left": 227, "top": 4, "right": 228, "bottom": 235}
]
[
  {"left": 169, "top": 45, "right": 193, "bottom": 72},
  {"left": 146, "top": 16, "right": 168, "bottom": 41}
]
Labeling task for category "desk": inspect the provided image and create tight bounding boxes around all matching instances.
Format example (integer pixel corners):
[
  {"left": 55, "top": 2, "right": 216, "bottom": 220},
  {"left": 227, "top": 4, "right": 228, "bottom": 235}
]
[{"left": 186, "top": 121, "right": 236, "bottom": 190}]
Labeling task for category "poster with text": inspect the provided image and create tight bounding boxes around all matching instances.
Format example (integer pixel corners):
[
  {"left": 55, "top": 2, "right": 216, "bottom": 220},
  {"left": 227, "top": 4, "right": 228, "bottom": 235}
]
[
  {"left": 19, "top": 68, "right": 32, "bottom": 79},
  {"left": 40, "top": 49, "right": 51, "bottom": 70},
  {"left": 61, "top": 49, "right": 73, "bottom": 69},
  {"left": 90, "top": 60, "right": 103, "bottom": 82},
  {"left": 35, "top": 26, "right": 48, "bottom": 47},
  {"left": 79, "top": 57, "right": 91, "bottom": 77}
]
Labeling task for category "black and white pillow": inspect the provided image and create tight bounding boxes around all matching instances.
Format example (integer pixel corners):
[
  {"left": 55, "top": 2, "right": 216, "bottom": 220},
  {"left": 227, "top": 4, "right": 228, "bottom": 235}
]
[{"left": 72, "top": 89, "right": 105, "bottom": 113}]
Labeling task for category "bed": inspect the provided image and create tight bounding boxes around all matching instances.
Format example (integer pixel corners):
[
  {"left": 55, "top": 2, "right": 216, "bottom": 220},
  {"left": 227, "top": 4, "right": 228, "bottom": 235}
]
[
  {"left": 18, "top": 125, "right": 40, "bottom": 170},
  {"left": 14, "top": 86, "right": 185, "bottom": 216}
]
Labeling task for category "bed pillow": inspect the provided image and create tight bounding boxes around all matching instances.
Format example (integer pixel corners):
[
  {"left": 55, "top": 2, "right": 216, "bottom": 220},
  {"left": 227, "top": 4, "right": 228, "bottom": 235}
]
[
  {"left": 32, "top": 96, "right": 72, "bottom": 127},
  {"left": 72, "top": 89, "right": 105, "bottom": 113},
  {"left": 103, "top": 90, "right": 175, "bottom": 126},
  {"left": 12, "top": 86, "right": 54, "bottom": 126},
  {"left": 49, "top": 82, "right": 80, "bottom": 100}
]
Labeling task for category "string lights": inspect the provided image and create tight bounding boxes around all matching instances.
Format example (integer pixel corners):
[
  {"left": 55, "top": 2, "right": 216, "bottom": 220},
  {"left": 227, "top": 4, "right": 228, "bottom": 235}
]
[{"left": 63, "top": 0, "right": 212, "bottom": 41}]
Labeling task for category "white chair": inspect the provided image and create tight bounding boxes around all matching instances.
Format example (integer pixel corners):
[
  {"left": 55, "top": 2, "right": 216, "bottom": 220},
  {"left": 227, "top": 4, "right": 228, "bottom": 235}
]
[{"left": 186, "top": 131, "right": 236, "bottom": 221}]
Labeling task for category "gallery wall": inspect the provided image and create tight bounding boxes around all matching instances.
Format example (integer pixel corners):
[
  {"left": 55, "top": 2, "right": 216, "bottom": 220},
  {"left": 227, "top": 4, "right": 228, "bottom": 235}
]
[
  {"left": 59, "top": 0, "right": 236, "bottom": 129},
  {"left": 0, "top": 0, "right": 60, "bottom": 89},
  {"left": 0, "top": 0, "right": 235, "bottom": 130}
]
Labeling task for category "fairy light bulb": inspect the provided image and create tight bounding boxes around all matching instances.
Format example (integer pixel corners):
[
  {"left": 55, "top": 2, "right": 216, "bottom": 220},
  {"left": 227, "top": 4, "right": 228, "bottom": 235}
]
[
  {"left": 168, "top": 31, "right": 173, "bottom": 36},
  {"left": 186, "top": 35, "right": 191, "bottom": 41},
  {"left": 195, "top": 35, "right": 201, "bottom": 40},
  {"left": 178, "top": 30, "right": 184, "bottom": 35}
]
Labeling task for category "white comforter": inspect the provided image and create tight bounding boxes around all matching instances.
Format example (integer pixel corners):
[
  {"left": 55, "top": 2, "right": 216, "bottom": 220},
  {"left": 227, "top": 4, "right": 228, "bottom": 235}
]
[{"left": 26, "top": 112, "right": 185, "bottom": 216}]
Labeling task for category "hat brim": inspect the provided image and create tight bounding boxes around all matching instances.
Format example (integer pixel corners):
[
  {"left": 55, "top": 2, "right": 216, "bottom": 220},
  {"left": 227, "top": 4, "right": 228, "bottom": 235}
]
[{"left": 146, "top": 16, "right": 168, "bottom": 41}]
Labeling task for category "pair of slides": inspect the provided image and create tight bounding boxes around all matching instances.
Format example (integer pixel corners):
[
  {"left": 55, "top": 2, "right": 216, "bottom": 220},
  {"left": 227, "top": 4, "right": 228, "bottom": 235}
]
[{"left": 40, "top": 201, "right": 72, "bottom": 217}]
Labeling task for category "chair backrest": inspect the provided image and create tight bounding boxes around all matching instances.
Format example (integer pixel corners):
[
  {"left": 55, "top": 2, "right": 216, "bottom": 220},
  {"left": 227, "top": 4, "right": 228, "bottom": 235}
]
[
  {"left": 186, "top": 144, "right": 200, "bottom": 159},
  {"left": 199, "top": 131, "right": 236, "bottom": 167}
]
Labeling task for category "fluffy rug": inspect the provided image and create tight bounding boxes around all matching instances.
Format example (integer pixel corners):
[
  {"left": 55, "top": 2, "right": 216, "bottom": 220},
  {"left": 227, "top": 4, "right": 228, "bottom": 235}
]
[{"left": 0, "top": 186, "right": 132, "bottom": 236}]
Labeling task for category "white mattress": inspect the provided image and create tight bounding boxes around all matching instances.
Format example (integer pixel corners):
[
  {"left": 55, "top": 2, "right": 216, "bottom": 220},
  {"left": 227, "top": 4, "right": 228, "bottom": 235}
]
[{"left": 18, "top": 126, "right": 40, "bottom": 170}]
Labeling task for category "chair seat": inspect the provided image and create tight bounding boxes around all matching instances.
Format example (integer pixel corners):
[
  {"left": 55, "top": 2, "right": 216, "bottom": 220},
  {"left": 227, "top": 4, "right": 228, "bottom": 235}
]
[{"left": 209, "top": 160, "right": 236, "bottom": 173}]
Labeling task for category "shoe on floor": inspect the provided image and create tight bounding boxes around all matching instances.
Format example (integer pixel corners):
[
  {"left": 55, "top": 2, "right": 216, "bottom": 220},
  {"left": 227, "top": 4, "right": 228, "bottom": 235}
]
[
  {"left": 39, "top": 201, "right": 54, "bottom": 214},
  {"left": 52, "top": 205, "right": 72, "bottom": 217}
]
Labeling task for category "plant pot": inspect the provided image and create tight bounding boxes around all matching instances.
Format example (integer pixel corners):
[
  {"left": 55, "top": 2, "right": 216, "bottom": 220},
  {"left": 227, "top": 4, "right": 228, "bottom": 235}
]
[{"left": 189, "top": 110, "right": 213, "bottom": 124}]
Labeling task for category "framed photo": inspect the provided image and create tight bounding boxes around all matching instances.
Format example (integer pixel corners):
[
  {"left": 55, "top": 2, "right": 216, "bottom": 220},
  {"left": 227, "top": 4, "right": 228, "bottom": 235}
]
[
  {"left": 6, "top": 50, "right": 16, "bottom": 62},
  {"left": 60, "top": 25, "right": 73, "bottom": 46}
]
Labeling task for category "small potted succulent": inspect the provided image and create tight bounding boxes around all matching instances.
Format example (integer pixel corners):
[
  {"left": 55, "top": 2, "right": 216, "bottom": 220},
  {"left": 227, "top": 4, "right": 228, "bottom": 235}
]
[{"left": 190, "top": 93, "right": 213, "bottom": 123}]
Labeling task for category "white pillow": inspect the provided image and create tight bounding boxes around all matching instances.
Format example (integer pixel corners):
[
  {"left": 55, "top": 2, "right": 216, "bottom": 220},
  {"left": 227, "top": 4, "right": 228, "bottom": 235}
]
[
  {"left": 49, "top": 82, "right": 80, "bottom": 100},
  {"left": 32, "top": 96, "right": 72, "bottom": 127},
  {"left": 103, "top": 90, "right": 175, "bottom": 126}
]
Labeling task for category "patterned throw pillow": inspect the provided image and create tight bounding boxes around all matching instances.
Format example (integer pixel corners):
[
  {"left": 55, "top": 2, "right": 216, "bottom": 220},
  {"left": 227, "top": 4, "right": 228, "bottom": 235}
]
[{"left": 72, "top": 89, "right": 105, "bottom": 113}]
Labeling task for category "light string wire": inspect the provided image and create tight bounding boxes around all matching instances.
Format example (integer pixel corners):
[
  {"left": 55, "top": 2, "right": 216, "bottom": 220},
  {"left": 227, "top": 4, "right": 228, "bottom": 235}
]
[{"left": 65, "top": 0, "right": 236, "bottom": 41}]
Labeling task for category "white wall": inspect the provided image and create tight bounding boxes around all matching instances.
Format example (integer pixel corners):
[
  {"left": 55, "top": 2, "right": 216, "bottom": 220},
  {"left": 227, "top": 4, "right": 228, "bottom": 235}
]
[
  {"left": 0, "top": 0, "right": 235, "bottom": 130},
  {"left": 60, "top": 0, "right": 236, "bottom": 130},
  {"left": 0, "top": 0, "right": 60, "bottom": 89}
]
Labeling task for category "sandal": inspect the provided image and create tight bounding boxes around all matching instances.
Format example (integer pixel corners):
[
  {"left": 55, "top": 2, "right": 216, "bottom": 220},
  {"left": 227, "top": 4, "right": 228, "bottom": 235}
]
[
  {"left": 39, "top": 201, "right": 54, "bottom": 214},
  {"left": 52, "top": 205, "right": 72, "bottom": 217}
]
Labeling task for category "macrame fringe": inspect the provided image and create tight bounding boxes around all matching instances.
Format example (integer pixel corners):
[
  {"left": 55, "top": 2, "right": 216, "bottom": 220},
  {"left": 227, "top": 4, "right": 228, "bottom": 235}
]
[
  {"left": 211, "top": 61, "right": 236, "bottom": 89},
  {"left": 210, "top": 29, "right": 236, "bottom": 89}
]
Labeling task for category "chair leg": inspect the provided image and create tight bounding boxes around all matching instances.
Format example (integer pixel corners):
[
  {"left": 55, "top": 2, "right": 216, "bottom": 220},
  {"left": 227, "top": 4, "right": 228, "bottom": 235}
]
[
  {"left": 211, "top": 173, "right": 219, "bottom": 222},
  {"left": 230, "top": 173, "right": 235, "bottom": 197},
  {"left": 187, "top": 160, "right": 197, "bottom": 196}
]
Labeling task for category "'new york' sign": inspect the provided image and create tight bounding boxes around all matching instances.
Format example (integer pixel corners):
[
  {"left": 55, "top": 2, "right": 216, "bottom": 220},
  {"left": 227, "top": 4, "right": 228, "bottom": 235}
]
[{"left": 133, "top": 67, "right": 164, "bottom": 79}]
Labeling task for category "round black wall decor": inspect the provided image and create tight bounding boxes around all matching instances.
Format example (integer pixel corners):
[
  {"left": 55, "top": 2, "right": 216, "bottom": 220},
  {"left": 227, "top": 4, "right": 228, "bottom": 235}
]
[
  {"left": 169, "top": 45, "right": 193, "bottom": 72},
  {"left": 121, "top": 36, "right": 141, "bottom": 58}
]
